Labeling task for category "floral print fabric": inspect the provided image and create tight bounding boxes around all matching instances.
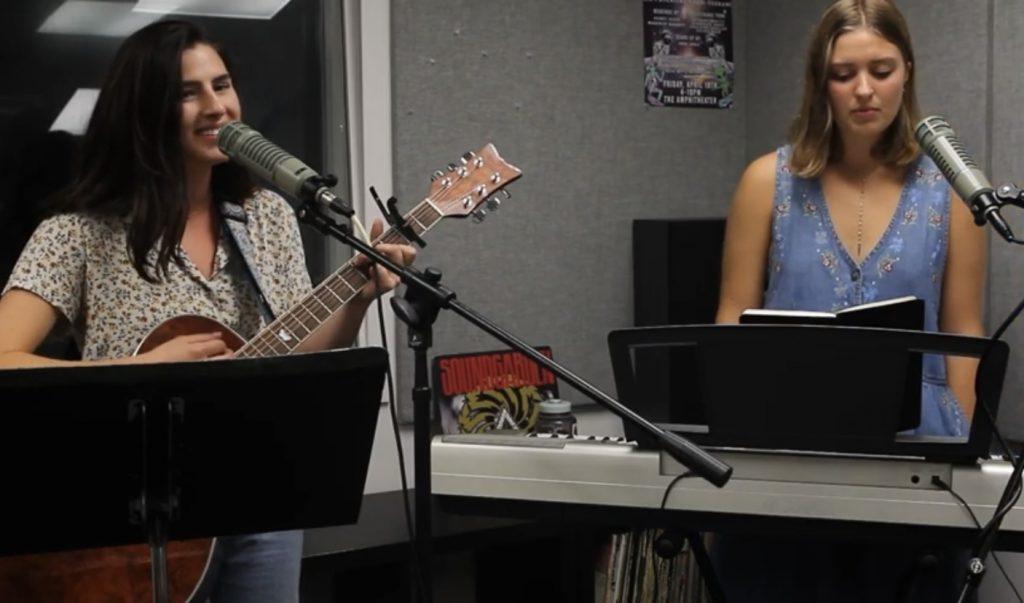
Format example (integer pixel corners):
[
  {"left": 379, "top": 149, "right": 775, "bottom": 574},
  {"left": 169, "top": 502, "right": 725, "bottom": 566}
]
[
  {"left": 764, "top": 146, "right": 964, "bottom": 436},
  {"left": 2, "top": 189, "right": 313, "bottom": 360}
]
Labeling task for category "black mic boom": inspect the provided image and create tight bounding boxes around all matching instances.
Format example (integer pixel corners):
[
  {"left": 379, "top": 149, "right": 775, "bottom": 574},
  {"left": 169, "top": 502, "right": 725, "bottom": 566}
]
[
  {"left": 217, "top": 121, "right": 352, "bottom": 217},
  {"left": 914, "top": 115, "right": 1014, "bottom": 241}
]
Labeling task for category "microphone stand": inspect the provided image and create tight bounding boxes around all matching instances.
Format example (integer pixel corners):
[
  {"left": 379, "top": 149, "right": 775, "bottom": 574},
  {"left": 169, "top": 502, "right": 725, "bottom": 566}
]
[
  {"left": 955, "top": 181, "right": 1024, "bottom": 602},
  {"left": 292, "top": 197, "right": 733, "bottom": 599}
]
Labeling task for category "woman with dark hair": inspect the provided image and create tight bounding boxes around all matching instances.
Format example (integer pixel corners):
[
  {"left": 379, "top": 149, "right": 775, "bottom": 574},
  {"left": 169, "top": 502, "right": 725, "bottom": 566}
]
[
  {"left": 713, "top": 0, "right": 984, "bottom": 599},
  {"left": 0, "top": 20, "right": 413, "bottom": 601}
]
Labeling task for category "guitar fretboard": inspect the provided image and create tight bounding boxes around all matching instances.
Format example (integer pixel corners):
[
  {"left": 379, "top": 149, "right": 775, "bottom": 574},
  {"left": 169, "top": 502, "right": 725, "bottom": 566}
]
[{"left": 234, "top": 200, "right": 443, "bottom": 359}]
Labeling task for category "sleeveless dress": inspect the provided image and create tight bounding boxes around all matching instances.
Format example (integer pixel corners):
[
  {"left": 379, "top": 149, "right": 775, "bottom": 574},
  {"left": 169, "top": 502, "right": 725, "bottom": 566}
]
[
  {"left": 709, "top": 148, "right": 971, "bottom": 603},
  {"left": 764, "top": 145, "right": 965, "bottom": 437}
]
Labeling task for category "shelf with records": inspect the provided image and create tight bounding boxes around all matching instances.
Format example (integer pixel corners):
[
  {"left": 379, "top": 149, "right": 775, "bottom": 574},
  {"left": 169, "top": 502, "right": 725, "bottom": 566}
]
[{"left": 595, "top": 529, "right": 712, "bottom": 603}]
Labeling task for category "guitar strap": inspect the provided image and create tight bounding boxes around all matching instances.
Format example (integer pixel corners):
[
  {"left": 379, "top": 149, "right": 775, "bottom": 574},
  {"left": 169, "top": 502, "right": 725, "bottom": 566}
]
[{"left": 218, "top": 201, "right": 277, "bottom": 325}]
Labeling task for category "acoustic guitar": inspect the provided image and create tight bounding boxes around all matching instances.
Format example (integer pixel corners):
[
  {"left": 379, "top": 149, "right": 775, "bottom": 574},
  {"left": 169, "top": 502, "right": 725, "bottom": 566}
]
[{"left": 0, "top": 144, "right": 521, "bottom": 602}]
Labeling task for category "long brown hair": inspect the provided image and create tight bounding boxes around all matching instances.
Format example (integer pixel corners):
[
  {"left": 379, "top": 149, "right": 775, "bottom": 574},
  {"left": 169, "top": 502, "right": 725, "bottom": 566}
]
[
  {"left": 59, "top": 20, "right": 254, "bottom": 282},
  {"left": 788, "top": 0, "right": 920, "bottom": 177}
]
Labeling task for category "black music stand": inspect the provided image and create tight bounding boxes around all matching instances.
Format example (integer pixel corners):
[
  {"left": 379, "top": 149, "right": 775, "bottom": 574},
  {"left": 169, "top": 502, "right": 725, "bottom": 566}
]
[
  {"left": 609, "top": 325, "right": 1008, "bottom": 461},
  {"left": 0, "top": 347, "right": 387, "bottom": 602}
]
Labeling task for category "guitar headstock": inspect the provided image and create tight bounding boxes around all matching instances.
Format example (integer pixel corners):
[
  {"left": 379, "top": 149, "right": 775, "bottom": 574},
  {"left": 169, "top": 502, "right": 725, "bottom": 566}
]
[{"left": 427, "top": 144, "right": 522, "bottom": 221}]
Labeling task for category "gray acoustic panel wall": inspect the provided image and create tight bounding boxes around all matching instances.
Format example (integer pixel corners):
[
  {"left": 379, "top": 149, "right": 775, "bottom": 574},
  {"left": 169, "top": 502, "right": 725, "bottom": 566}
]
[
  {"left": 391, "top": 0, "right": 747, "bottom": 419},
  {"left": 744, "top": 1, "right": 989, "bottom": 167},
  {"left": 991, "top": 1, "right": 1024, "bottom": 440},
  {"left": 743, "top": 0, "right": 831, "bottom": 162}
]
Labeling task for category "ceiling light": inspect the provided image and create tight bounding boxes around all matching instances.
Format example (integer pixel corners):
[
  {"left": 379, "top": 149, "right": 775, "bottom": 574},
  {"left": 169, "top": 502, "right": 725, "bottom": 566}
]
[
  {"left": 39, "top": 1, "right": 160, "bottom": 37},
  {"left": 132, "top": 0, "right": 292, "bottom": 20}
]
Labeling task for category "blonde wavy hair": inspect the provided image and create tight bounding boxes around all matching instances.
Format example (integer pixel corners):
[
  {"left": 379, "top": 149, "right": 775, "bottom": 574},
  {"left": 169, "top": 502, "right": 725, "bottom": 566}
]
[{"left": 788, "top": 0, "right": 920, "bottom": 177}]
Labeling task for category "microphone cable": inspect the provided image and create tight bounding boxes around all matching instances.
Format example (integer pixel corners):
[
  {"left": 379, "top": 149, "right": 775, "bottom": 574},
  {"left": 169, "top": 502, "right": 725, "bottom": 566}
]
[
  {"left": 374, "top": 294, "right": 431, "bottom": 603},
  {"left": 351, "top": 212, "right": 431, "bottom": 603},
  {"left": 931, "top": 475, "right": 1023, "bottom": 602},
  {"left": 961, "top": 284, "right": 1024, "bottom": 596}
]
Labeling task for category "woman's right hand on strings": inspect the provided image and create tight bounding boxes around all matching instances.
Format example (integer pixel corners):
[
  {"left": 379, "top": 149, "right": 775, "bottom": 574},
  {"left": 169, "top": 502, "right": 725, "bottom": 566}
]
[{"left": 135, "top": 332, "right": 233, "bottom": 363}]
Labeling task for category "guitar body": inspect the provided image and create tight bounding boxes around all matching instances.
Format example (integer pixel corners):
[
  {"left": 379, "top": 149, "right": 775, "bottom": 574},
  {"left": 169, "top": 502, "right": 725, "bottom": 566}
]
[
  {"left": 0, "top": 540, "right": 213, "bottom": 603},
  {"left": 0, "top": 316, "right": 240, "bottom": 603}
]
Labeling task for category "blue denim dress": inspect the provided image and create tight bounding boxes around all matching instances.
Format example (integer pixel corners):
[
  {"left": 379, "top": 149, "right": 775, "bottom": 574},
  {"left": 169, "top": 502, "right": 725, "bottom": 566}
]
[
  {"left": 711, "top": 148, "right": 971, "bottom": 602},
  {"left": 764, "top": 145, "right": 965, "bottom": 437}
]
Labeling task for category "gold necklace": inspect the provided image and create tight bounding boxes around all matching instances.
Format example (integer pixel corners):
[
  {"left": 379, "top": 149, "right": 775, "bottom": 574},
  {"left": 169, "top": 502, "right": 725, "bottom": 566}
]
[{"left": 856, "top": 177, "right": 866, "bottom": 262}]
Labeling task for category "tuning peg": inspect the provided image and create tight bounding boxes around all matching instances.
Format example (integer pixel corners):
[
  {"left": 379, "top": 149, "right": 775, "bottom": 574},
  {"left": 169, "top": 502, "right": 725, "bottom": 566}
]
[
  {"left": 447, "top": 163, "right": 458, "bottom": 172},
  {"left": 471, "top": 208, "right": 488, "bottom": 223},
  {"left": 485, "top": 196, "right": 501, "bottom": 211},
  {"left": 501, "top": 189, "right": 511, "bottom": 199},
  {"left": 430, "top": 170, "right": 445, "bottom": 181}
]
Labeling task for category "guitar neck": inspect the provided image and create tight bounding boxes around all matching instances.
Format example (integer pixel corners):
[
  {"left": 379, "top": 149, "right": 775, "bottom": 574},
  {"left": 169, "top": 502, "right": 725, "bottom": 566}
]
[{"left": 235, "top": 199, "right": 444, "bottom": 359}]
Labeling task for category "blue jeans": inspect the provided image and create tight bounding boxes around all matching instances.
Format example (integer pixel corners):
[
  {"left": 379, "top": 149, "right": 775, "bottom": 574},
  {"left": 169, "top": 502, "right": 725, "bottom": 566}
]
[{"left": 191, "top": 530, "right": 303, "bottom": 603}]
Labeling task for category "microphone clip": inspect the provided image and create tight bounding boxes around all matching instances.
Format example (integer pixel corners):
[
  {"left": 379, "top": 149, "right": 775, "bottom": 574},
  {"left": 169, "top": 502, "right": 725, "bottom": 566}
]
[
  {"left": 370, "top": 186, "right": 426, "bottom": 248},
  {"left": 302, "top": 173, "right": 354, "bottom": 217},
  {"left": 995, "top": 183, "right": 1024, "bottom": 209}
]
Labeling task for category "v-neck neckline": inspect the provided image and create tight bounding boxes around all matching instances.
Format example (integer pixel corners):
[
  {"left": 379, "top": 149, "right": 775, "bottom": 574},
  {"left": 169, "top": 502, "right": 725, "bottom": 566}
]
[
  {"left": 179, "top": 234, "right": 229, "bottom": 283},
  {"left": 814, "top": 157, "right": 918, "bottom": 270}
]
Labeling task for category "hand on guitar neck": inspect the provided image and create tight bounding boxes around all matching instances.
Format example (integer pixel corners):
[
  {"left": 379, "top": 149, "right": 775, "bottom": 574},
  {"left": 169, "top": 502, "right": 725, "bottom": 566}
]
[{"left": 350, "top": 217, "right": 418, "bottom": 304}]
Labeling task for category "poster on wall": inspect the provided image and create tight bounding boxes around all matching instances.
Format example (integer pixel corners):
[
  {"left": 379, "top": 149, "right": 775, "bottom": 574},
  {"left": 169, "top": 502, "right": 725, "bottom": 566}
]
[{"left": 643, "top": 0, "right": 734, "bottom": 108}]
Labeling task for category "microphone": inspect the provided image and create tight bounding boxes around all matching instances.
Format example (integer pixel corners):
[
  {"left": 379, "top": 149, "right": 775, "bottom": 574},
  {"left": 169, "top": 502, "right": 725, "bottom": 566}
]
[
  {"left": 217, "top": 121, "right": 353, "bottom": 216},
  {"left": 914, "top": 115, "right": 1014, "bottom": 241}
]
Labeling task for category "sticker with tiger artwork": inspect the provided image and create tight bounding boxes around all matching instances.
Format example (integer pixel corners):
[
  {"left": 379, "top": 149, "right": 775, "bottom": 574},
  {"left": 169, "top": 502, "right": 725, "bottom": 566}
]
[{"left": 432, "top": 346, "right": 559, "bottom": 434}]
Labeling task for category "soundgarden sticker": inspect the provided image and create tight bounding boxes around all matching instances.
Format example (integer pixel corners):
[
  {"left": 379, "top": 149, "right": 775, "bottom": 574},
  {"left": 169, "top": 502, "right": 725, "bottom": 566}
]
[
  {"left": 643, "top": 0, "right": 734, "bottom": 108},
  {"left": 432, "top": 347, "right": 559, "bottom": 434}
]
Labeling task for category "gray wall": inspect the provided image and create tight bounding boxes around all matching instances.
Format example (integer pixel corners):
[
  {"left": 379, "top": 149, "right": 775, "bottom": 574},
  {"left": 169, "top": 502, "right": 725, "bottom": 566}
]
[
  {"left": 391, "top": 0, "right": 748, "bottom": 418},
  {"left": 390, "top": 0, "right": 1024, "bottom": 434},
  {"left": 991, "top": 1, "right": 1024, "bottom": 441}
]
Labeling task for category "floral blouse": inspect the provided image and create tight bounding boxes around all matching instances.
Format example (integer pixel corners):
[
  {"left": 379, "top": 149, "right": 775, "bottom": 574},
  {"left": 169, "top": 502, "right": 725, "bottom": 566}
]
[{"left": 3, "top": 189, "right": 312, "bottom": 360}]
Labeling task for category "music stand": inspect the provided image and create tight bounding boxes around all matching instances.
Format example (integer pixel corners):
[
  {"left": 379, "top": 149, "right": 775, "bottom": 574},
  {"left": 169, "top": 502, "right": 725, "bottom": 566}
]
[
  {"left": 608, "top": 325, "right": 1008, "bottom": 461},
  {"left": 0, "top": 347, "right": 387, "bottom": 602}
]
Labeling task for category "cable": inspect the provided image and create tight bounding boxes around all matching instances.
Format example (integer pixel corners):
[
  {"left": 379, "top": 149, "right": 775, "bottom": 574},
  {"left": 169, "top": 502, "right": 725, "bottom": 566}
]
[
  {"left": 660, "top": 471, "right": 696, "bottom": 510},
  {"left": 359, "top": 211, "right": 428, "bottom": 603},
  {"left": 932, "top": 476, "right": 1024, "bottom": 603},
  {"left": 375, "top": 296, "right": 431, "bottom": 603},
  {"left": 967, "top": 288, "right": 1024, "bottom": 581}
]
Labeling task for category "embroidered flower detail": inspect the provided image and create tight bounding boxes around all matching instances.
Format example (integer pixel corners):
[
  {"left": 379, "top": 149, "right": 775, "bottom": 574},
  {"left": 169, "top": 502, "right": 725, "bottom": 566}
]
[
  {"left": 888, "top": 236, "right": 905, "bottom": 254},
  {"left": 776, "top": 199, "right": 791, "bottom": 218},
  {"left": 877, "top": 254, "right": 899, "bottom": 275},
  {"left": 820, "top": 251, "right": 837, "bottom": 271},
  {"left": 802, "top": 199, "right": 817, "bottom": 216},
  {"left": 939, "top": 389, "right": 965, "bottom": 437},
  {"left": 814, "top": 230, "right": 828, "bottom": 245},
  {"left": 928, "top": 207, "right": 943, "bottom": 228},
  {"left": 901, "top": 206, "right": 918, "bottom": 225}
]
